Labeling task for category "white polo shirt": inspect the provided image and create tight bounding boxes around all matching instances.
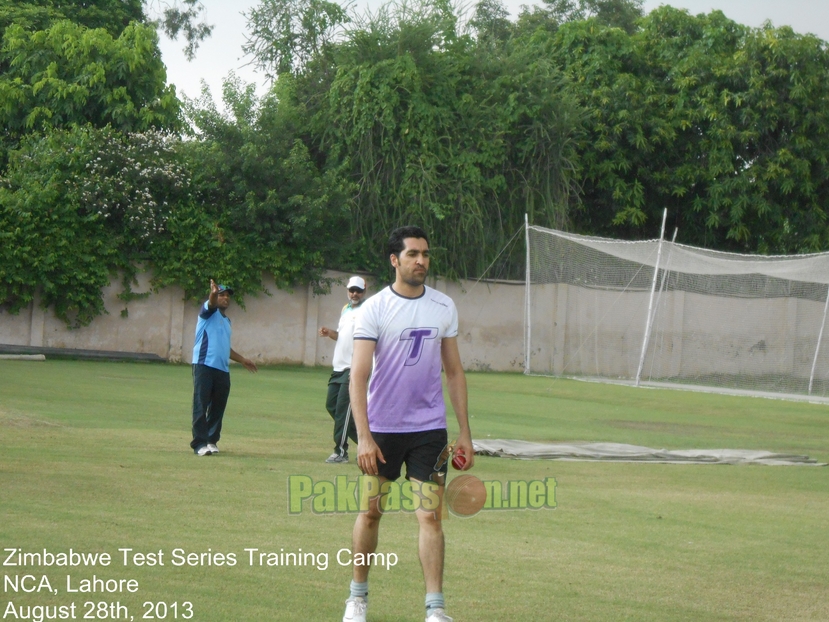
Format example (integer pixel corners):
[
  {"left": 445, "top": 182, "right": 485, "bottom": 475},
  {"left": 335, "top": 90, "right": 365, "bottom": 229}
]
[{"left": 331, "top": 302, "right": 362, "bottom": 372}]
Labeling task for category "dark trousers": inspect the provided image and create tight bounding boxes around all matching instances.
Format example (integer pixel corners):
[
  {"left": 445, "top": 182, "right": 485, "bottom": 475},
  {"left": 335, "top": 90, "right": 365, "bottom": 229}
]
[
  {"left": 191, "top": 364, "right": 231, "bottom": 450},
  {"left": 326, "top": 369, "right": 358, "bottom": 456}
]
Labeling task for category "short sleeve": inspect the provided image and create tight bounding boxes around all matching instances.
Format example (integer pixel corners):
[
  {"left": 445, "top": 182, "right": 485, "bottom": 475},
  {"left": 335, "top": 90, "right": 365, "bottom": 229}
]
[
  {"left": 353, "top": 297, "right": 378, "bottom": 341},
  {"left": 446, "top": 301, "right": 459, "bottom": 339},
  {"left": 199, "top": 300, "right": 217, "bottom": 319}
]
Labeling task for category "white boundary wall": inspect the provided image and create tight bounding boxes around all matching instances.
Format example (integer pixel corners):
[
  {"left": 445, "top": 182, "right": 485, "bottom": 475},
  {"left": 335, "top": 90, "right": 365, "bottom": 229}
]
[
  {"left": 528, "top": 283, "right": 827, "bottom": 381},
  {"left": 0, "top": 270, "right": 526, "bottom": 372}
]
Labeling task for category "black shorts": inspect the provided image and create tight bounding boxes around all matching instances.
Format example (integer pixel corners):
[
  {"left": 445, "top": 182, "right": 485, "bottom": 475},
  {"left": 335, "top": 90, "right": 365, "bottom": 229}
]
[{"left": 373, "top": 429, "right": 449, "bottom": 483}]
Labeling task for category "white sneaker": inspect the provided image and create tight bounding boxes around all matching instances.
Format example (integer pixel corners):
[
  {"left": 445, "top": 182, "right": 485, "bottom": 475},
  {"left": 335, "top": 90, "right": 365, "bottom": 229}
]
[
  {"left": 425, "top": 608, "right": 453, "bottom": 622},
  {"left": 343, "top": 596, "right": 367, "bottom": 622},
  {"left": 207, "top": 443, "right": 219, "bottom": 454},
  {"left": 196, "top": 446, "right": 211, "bottom": 456}
]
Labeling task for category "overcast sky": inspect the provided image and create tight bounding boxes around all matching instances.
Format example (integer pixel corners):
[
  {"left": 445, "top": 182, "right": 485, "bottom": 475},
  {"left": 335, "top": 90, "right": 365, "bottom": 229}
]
[{"left": 157, "top": 0, "right": 829, "bottom": 105}]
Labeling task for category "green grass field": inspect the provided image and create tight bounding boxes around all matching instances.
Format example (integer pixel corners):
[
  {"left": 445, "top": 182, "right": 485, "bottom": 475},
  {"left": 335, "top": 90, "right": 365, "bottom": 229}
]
[{"left": 1, "top": 359, "right": 827, "bottom": 621}]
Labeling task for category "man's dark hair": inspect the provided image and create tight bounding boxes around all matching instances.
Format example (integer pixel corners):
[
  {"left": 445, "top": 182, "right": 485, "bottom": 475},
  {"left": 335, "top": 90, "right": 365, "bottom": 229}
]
[{"left": 387, "top": 226, "right": 429, "bottom": 257}]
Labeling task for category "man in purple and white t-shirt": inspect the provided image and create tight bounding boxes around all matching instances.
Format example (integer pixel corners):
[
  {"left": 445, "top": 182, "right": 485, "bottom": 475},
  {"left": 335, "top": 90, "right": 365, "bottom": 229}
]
[{"left": 342, "top": 226, "right": 473, "bottom": 622}]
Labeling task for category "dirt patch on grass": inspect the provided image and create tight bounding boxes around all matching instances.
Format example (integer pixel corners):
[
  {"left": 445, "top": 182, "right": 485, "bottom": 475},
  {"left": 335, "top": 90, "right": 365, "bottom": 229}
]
[{"left": 0, "top": 408, "right": 62, "bottom": 427}]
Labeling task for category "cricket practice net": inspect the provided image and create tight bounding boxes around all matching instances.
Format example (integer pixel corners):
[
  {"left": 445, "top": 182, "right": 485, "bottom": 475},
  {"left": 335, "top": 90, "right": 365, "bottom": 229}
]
[{"left": 524, "top": 223, "right": 829, "bottom": 399}]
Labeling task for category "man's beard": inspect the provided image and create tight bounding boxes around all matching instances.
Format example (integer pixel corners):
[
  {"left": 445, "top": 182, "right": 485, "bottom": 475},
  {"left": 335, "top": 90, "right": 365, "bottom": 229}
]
[{"left": 401, "top": 270, "right": 427, "bottom": 287}]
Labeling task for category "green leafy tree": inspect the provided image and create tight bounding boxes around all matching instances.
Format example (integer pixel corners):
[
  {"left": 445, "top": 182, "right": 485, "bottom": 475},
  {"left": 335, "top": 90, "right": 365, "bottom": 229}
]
[
  {"left": 0, "top": 0, "right": 213, "bottom": 57},
  {"left": 173, "top": 75, "right": 354, "bottom": 297},
  {"left": 243, "top": 0, "right": 348, "bottom": 79},
  {"left": 517, "top": 0, "right": 643, "bottom": 37},
  {"left": 315, "top": 0, "right": 582, "bottom": 278},
  {"left": 0, "top": 75, "right": 355, "bottom": 327},
  {"left": 237, "top": 0, "right": 583, "bottom": 278},
  {"left": 550, "top": 7, "right": 829, "bottom": 252},
  {"left": 0, "top": 126, "right": 191, "bottom": 326},
  {"left": 150, "top": 0, "right": 214, "bottom": 60},
  {"left": 0, "top": 0, "right": 145, "bottom": 37},
  {"left": 0, "top": 19, "right": 180, "bottom": 167},
  {"left": 469, "top": 0, "right": 513, "bottom": 44}
]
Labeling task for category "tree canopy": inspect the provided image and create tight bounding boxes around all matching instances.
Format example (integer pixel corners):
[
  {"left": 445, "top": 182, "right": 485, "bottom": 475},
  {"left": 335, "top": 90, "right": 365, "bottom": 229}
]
[
  {"left": 0, "top": 0, "right": 145, "bottom": 36},
  {"left": 546, "top": 6, "right": 829, "bottom": 252},
  {"left": 0, "top": 0, "right": 212, "bottom": 56},
  {"left": 4, "top": 0, "right": 829, "bottom": 328},
  {"left": 0, "top": 126, "right": 190, "bottom": 325},
  {"left": 0, "top": 0, "right": 187, "bottom": 324},
  {"left": 0, "top": 0, "right": 182, "bottom": 169}
]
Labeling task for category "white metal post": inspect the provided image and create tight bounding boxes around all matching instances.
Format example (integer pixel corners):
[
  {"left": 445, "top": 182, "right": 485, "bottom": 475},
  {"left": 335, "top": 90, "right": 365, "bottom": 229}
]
[
  {"left": 808, "top": 286, "right": 829, "bottom": 395},
  {"left": 524, "top": 213, "right": 532, "bottom": 374},
  {"left": 647, "top": 228, "right": 678, "bottom": 379},
  {"left": 636, "top": 208, "right": 667, "bottom": 386}
]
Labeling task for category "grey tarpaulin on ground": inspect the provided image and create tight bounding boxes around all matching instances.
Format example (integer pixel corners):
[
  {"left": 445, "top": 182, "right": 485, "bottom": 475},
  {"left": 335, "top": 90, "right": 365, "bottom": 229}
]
[{"left": 472, "top": 439, "right": 827, "bottom": 466}]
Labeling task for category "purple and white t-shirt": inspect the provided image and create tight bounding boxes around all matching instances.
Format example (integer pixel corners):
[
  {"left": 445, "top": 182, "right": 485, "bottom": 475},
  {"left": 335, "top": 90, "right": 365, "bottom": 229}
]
[{"left": 353, "top": 284, "right": 459, "bottom": 433}]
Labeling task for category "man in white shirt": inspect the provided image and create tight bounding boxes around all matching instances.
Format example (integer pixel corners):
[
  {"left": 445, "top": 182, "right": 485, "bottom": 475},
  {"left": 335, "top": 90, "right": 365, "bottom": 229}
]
[
  {"left": 319, "top": 276, "right": 367, "bottom": 463},
  {"left": 342, "top": 226, "right": 473, "bottom": 622}
]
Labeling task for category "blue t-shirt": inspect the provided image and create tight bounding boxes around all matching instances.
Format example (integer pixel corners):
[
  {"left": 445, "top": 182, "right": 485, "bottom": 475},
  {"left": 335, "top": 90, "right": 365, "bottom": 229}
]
[{"left": 192, "top": 301, "right": 232, "bottom": 372}]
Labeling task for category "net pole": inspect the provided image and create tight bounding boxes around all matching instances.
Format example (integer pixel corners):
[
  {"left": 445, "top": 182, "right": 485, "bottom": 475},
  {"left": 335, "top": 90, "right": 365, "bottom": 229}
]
[
  {"left": 524, "top": 214, "right": 531, "bottom": 375},
  {"left": 808, "top": 285, "right": 829, "bottom": 395},
  {"left": 635, "top": 208, "right": 667, "bottom": 386},
  {"left": 647, "top": 228, "right": 678, "bottom": 381}
]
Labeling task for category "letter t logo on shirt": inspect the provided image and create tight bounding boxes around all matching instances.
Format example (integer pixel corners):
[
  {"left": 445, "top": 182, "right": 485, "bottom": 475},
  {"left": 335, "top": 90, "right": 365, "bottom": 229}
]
[{"left": 399, "top": 328, "right": 439, "bottom": 366}]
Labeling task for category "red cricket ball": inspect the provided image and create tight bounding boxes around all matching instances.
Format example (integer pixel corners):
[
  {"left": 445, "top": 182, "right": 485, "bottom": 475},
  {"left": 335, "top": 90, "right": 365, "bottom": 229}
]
[{"left": 451, "top": 449, "right": 467, "bottom": 470}]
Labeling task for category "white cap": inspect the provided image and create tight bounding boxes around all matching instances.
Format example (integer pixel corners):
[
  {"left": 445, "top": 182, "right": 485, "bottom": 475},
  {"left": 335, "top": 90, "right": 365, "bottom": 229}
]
[{"left": 347, "top": 276, "right": 366, "bottom": 290}]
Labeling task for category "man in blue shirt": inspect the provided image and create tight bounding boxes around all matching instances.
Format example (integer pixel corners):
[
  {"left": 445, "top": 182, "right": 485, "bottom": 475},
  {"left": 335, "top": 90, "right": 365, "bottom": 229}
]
[{"left": 190, "top": 279, "right": 258, "bottom": 456}]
